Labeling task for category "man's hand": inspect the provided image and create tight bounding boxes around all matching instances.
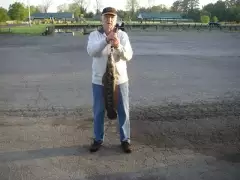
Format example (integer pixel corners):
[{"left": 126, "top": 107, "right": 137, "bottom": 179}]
[
  {"left": 106, "top": 31, "right": 120, "bottom": 48},
  {"left": 106, "top": 31, "right": 115, "bottom": 43},
  {"left": 111, "top": 36, "right": 120, "bottom": 48}
]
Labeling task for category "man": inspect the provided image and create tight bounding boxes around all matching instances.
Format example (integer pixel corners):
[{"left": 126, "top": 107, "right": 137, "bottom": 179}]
[{"left": 87, "top": 7, "right": 133, "bottom": 153}]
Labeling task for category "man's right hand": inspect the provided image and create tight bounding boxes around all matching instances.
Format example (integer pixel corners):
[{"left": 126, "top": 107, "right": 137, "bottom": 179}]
[{"left": 106, "top": 30, "right": 116, "bottom": 44}]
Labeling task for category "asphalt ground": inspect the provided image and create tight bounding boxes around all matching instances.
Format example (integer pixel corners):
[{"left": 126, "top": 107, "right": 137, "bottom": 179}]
[{"left": 0, "top": 30, "right": 240, "bottom": 180}]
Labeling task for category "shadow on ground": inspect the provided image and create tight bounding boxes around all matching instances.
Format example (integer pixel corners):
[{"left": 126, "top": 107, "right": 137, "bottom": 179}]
[
  {"left": 1, "top": 98, "right": 240, "bottom": 164},
  {"left": 86, "top": 168, "right": 167, "bottom": 180},
  {"left": 129, "top": 98, "right": 240, "bottom": 162},
  {"left": 0, "top": 144, "right": 125, "bottom": 163},
  {"left": 85, "top": 159, "right": 240, "bottom": 180}
]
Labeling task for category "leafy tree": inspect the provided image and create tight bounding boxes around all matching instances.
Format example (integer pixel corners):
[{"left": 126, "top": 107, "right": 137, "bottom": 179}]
[
  {"left": 0, "top": 7, "right": 9, "bottom": 22},
  {"left": 30, "top": 5, "right": 41, "bottom": 14},
  {"left": 171, "top": 0, "right": 183, "bottom": 12},
  {"left": 213, "top": 0, "right": 227, "bottom": 21},
  {"left": 151, "top": 4, "right": 169, "bottom": 12},
  {"left": 200, "top": 10, "right": 211, "bottom": 17},
  {"left": 187, "top": 9, "right": 201, "bottom": 22},
  {"left": 236, "top": 13, "right": 240, "bottom": 22},
  {"left": 68, "top": 3, "right": 81, "bottom": 20},
  {"left": 226, "top": 0, "right": 240, "bottom": 7},
  {"left": 85, "top": 12, "right": 94, "bottom": 18},
  {"left": 181, "top": 0, "right": 190, "bottom": 12},
  {"left": 188, "top": 0, "right": 200, "bottom": 10},
  {"left": 171, "top": 0, "right": 200, "bottom": 21},
  {"left": 179, "top": 0, "right": 200, "bottom": 12},
  {"left": 8, "top": 2, "right": 28, "bottom": 21},
  {"left": 203, "top": 3, "right": 215, "bottom": 17}
]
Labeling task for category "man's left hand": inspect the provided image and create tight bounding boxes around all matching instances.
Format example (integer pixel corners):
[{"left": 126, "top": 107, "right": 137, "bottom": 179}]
[{"left": 111, "top": 35, "right": 120, "bottom": 48}]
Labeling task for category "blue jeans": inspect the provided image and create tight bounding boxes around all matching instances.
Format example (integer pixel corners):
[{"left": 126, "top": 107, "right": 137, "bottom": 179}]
[{"left": 92, "top": 82, "right": 130, "bottom": 143}]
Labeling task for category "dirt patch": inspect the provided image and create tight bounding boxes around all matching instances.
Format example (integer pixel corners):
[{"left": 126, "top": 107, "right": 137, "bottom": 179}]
[{"left": 130, "top": 99, "right": 240, "bottom": 161}]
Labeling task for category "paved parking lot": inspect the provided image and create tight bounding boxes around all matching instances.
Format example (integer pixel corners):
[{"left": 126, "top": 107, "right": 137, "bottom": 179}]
[{"left": 0, "top": 31, "right": 240, "bottom": 179}]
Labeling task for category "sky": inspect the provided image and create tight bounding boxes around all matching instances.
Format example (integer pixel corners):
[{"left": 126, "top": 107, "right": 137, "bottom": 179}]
[{"left": 0, "top": 0, "right": 219, "bottom": 13}]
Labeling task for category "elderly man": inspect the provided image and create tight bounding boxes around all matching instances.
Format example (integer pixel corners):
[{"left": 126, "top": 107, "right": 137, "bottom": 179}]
[{"left": 87, "top": 7, "right": 133, "bottom": 153}]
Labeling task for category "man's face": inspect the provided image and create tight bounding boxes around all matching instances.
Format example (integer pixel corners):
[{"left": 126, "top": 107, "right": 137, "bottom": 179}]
[{"left": 102, "top": 14, "right": 116, "bottom": 33}]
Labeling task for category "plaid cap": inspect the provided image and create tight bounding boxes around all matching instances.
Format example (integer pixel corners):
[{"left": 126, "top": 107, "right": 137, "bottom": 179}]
[{"left": 101, "top": 7, "right": 117, "bottom": 16}]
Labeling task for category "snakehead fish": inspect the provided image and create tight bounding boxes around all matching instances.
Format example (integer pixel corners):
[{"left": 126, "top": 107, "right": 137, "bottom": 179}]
[{"left": 102, "top": 33, "right": 119, "bottom": 120}]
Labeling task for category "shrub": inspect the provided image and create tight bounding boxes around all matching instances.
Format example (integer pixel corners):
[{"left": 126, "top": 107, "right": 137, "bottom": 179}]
[{"left": 201, "top": 15, "right": 210, "bottom": 23}]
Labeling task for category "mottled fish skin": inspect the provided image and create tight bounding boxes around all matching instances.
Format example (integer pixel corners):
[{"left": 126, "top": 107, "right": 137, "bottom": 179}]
[{"left": 102, "top": 47, "right": 118, "bottom": 120}]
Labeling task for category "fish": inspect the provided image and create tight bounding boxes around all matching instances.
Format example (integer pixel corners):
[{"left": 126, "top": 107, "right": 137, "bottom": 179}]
[{"left": 102, "top": 27, "right": 119, "bottom": 120}]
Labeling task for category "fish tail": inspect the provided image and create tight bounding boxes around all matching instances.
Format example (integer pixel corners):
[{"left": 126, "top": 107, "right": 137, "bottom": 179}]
[{"left": 107, "top": 109, "right": 117, "bottom": 120}]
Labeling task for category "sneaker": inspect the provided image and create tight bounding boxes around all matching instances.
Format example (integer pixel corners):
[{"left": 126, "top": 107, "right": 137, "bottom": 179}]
[
  {"left": 89, "top": 140, "right": 102, "bottom": 152},
  {"left": 121, "top": 141, "right": 132, "bottom": 153}
]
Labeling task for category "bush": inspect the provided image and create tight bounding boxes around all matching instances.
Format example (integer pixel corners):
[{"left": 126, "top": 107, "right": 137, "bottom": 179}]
[
  {"left": 201, "top": 15, "right": 210, "bottom": 23},
  {"left": 212, "top": 16, "right": 218, "bottom": 22}
]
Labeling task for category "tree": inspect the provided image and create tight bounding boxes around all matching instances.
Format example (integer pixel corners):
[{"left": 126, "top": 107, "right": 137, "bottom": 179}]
[
  {"left": 42, "top": 0, "right": 53, "bottom": 13},
  {"left": 117, "top": 10, "right": 131, "bottom": 21},
  {"left": 187, "top": 9, "right": 201, "bottom": 22},
  {"left": 95, "top": 0, "right": 103, "bottom": 14},
  {"left": 200, "top": 10, "right": 211, "bottom": 17},
  {"left": 172, "top": 0, "right": 200, "bottom": 21},
  {"left": 212, "top": 0, "right": 227, "bottom": 21},
  {"left": 73, "top": 0, "right": 89, "bottom": 13},
  {"left": 181, "top": 0, "right": 189, "bottom": 12},
  {"left": 85, "top": 12, "right": 94, "bottom": 18},
  {"left": 189, "top": 0, "right": 200, "bottom": 10},
  {"left": 151, "top": 5, "right": 169, "bottom": 12},
  {"left": 171, "top": 1, "right": 183, "bottom": 12},
  {"left": 226, "top": 0, "right": 240, "bottom": 7},
  {"left": 230, "top": 5, "right": 240, "bottom": 22},
  {"left": 178, "top": 0, "right": 200, "bottom": 12},
  {"left": 57, "top": 3, "right": 69, "bottom": 12},
  {"left": 202, "top": 1, "right": 228, "bottom": 21},
  {"left": 68, "top": 3, "right": 81, "bottom": 20},
  {"left": 126, "top": 0, "right": 140, "bottom": 17},
  {"left": 0, "top": 7, "right": 9, "bottom": 22},
  {"left": 8, "top": 2, "right": 28, "bottom": 21},
  {"left": 236, "top": 13, "right": 240, "bottom": 22},
  {"left": 30, "top": 5, "right": 41, "bottom": 14}
]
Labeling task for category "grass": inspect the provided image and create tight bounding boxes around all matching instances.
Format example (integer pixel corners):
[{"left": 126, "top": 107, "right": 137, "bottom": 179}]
[
  {"left": 0, "top": 24, "right": 48, "bottom": 35},
  {"left": 0, "top": 21, "right": 239, "bottom": 36}
]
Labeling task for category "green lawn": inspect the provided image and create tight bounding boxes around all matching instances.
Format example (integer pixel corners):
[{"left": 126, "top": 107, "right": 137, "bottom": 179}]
[
  {"left": 0, "top": 21, "right": 238, "bottom": 35},
  {"left": 0, "top": 24, "right": 48, "bottom": 35}
]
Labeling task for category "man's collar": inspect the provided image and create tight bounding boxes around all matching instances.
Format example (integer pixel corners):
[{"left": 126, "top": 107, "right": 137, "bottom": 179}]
[
  {"left": 98, "top": 26, "right": 121, "bottom": 35},
  {"left": 98, "top": 27, "right": 104, "bottom": 34}
]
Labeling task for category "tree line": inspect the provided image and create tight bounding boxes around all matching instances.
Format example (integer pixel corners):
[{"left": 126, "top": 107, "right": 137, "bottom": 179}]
[
  {"left": 127, "top": 0, "right": 240, "bottom": 23},
  {"left": 0, "top": 0, "right": 239, "bottom": 23}
]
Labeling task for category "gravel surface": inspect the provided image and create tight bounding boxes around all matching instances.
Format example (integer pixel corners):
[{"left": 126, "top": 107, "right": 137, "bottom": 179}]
[{"left": 0, "top": 31, "right": 240, "bottom": 180}]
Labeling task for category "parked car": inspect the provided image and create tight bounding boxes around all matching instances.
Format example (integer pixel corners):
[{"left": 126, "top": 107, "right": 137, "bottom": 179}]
[{"left": 208, "top": 22, "right": 221, "bottom": 27}]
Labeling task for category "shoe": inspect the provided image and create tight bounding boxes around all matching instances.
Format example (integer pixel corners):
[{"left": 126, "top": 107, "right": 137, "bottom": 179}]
[
  {"left": 121, "top": 141, "right": 132, "bottom": 153},
  {"left": 89, "top": 140, "right": 102, "bottom": 152}
]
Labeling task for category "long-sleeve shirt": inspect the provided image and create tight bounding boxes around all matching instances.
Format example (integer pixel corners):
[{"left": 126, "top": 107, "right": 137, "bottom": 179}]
[{"left": 87, "top": 28, "right": 133, "bottom": 85}]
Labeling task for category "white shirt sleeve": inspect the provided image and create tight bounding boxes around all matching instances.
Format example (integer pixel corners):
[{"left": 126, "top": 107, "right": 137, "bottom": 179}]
[
  {"left": 87, "top": 31, "right": 108, "bottom": 57},
  {"left": 114, "top": 31, "right": 133, "bottom": 61}
]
